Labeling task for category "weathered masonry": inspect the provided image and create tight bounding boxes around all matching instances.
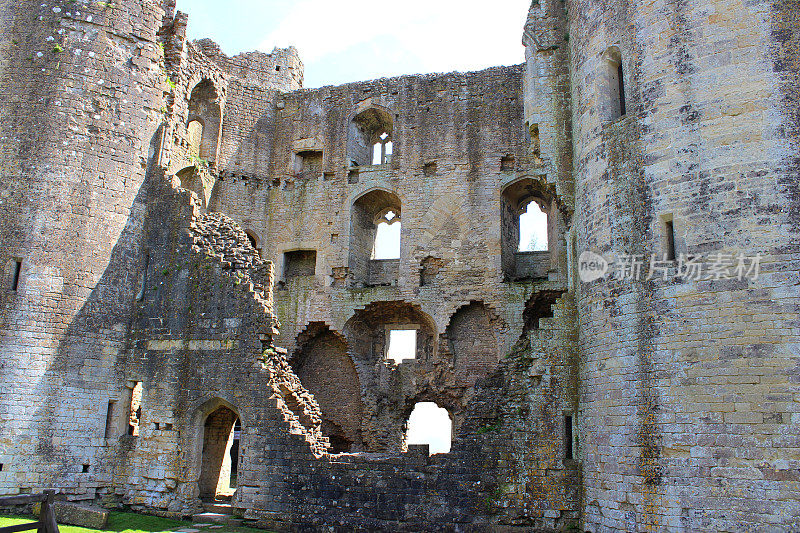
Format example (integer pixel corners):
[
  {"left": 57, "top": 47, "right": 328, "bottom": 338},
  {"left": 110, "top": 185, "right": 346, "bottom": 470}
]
[{"left": 0, "top": 0, "right": 798, "bottom": 531}]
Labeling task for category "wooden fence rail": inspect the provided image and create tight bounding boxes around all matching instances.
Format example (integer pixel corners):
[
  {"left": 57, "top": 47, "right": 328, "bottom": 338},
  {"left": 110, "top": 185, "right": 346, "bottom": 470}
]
[{"left": 0, "top": 490, "right": 60, "bottom": 533}]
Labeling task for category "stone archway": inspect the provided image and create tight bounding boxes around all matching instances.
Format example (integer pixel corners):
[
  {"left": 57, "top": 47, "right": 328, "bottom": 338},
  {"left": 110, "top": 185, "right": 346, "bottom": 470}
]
[{"left": 199, "top": 405, "right": 239, "bottom": 500}]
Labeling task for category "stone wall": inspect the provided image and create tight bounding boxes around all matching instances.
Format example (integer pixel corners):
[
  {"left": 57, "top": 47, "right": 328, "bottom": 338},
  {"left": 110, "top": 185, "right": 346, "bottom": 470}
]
[
  {"left": 565, "top": 0, "right": 800, "bottom": 530},
  {"left": 0, "top": 0, "right": 168, "bottom": 500},
  {"left": 2, "top": 0, "right": 797, "bottom": 531}
]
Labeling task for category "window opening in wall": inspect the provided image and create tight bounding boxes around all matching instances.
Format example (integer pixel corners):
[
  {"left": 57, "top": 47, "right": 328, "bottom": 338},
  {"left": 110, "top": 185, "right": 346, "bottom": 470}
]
[
  {"left": 529, "top": 123, "right": 542, "bottom": 164},
  {"left": 294, "top": 150, "right": 323, "bottom": 179},
  {"left": 127, "top": 382, "right": 142, "bottom": 436},
  {"left": 82, "top": 464, "right": 89, "bottom": 473},
  {"left": 602, "top": 47, "right": 626, "bottom": 122},
  {"left": 104, "top": 400, "right": 116, "bottom": 439},
  {"left": 617, "top": 62, "right": 627, "bottom": 116},
  {"left": 386, "top": 329, "right": 417, "bottom": 363},
  {"left": 349, "top": 107, "right": 394, "bottom": 166},
  {"left": 501, "top": 155, "right": 516, "bottom": 171},
  {"left": 423, "top": 161, "right": 437, "bottom": 176},
  {"left": 372, "top": 210, "right": 401, "bottom": 260},
  {"left": 0, "top": 464, "right": 3, "bottom": 472},
  {"left": 665, "top": 219, "right": 676, "bottom": 261},
  {"left": 283, "top": 250, "right": 317, "bottom": 279},
  {"left": 405, "top": 402, "right": 452, "bottom": 454},
  {"left": 564, "top": 414, "right": 574, "bottom": 460},
  {"left": 519, "top": 201, "right": 548, "bottom": 252},
  {"left": 372, "top": 132, "right": 393, "bottom": 165},
  {"left": 187, "top": 80, "right": 221, "bottom": 163},
  {"left": 11, "top": 260, "right": 21, "bottom": 291}
]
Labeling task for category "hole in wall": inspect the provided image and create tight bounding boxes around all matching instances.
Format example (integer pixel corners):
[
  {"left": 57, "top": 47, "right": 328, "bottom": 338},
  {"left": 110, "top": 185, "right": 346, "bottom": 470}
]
[
  {"left": 104, "top": 400, "right": 116, "bottom": 439},
  {"left": 127, "top": 382, "right": 142, "bottom": 436},
  {"left": 518, "top": 201, "right": 548, "bottom": 252},
  {"left": 423, "top": 161, "right": 437, "bottom": 176},
  {"left": 284, "top": 250, "right": 316, "bottom": 279},
  {"left": 82, "top": 464, "right": 90, "bottom": 473},
  {"left": 564, "top": 414, "right": 574, "bottom": 460},
  {"left": 405, "top": 402, "right": 452, "bottom": 454},
  {"left": 11, "top": 260, "right": 22, "bottom": 291},
  {"left": 387, "top": 329, "right": 417, "bottom": 363},
  {"left": 665, "top": 219, "right": 676, "bottom": 261}
]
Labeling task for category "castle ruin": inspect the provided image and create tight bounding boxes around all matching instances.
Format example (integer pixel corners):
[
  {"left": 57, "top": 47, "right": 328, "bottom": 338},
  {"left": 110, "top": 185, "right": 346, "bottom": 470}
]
[{"left": 0, "top": 0, "right": 799, "bottom": 531}]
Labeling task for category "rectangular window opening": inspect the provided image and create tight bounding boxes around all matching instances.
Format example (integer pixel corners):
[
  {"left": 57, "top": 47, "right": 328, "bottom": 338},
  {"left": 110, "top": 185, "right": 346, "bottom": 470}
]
[
  {"left": 283, "top": 250, "right": 317, "bottom": 279},
  {"left": 564, "top": 414, "right": 574, "bottom": 460},
  {"left": 501, "top": 155, "right": 516, "bottom": 171},
  {"left": 82, "top": 464, "right": 90, "bottom": 473},
  {"left": 104, "top": 400, "right": 116, "bottom": 439},
  {"left": 617, "top": 62, "right": 626, "bottom": 116},
  {"left": 128, "top": 382, "right": 142, "bottom": 436},
  {"left": 423, "top": 161, "right": 437, "bottom": 177},
  {"left": 387, "top": 329, "right": 417, "bottom": 363},
  {"left": 0, "top": 464, "right": 4, "bottom": 472},
  {"left": 665, "top": 220, "right": 676, "bottom": 261},
  {"left": 11, "top": 260, "right": 22, "bottom": 291},
  {"left": 295, "top": 150, "right": 323, "bottom": 179}
]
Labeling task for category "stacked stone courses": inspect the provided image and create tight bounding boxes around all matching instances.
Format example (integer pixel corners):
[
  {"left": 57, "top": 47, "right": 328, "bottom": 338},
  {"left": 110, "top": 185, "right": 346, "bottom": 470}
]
[{"left": 0, "top": 0, "right": 798, "bottom": 531}]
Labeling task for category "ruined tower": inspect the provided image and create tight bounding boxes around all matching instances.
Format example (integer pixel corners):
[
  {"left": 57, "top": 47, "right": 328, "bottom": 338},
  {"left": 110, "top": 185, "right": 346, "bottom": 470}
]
[
  {"left": 0, "top": 0, "right": 168, "bottom": 495},
  {"left": 525, "top": 0, "right": 800, "bottom": 530}
]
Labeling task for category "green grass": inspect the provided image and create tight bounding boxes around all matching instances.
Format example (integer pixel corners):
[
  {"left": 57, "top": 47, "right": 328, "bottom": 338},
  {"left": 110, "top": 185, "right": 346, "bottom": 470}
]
[{"left": 0, "top": 511, "right": 269, "bottom": 533}]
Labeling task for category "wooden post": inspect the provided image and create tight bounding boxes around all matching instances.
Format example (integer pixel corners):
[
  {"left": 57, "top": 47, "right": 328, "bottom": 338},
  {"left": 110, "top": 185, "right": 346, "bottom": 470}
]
[{"left": 37, "top": 491, "right": 59, "bottom": 533}]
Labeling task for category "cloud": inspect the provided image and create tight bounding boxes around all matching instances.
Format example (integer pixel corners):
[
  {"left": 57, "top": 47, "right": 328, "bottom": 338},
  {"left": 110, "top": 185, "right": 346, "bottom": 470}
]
[{"left": 260, "top": 0, "right": 530, "bottom": 82}]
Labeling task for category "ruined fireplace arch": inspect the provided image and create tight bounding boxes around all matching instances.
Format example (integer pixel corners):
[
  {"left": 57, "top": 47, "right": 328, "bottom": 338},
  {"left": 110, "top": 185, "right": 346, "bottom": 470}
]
[{"left": 290, "top": 323, "right": 364, "bottom": 453}]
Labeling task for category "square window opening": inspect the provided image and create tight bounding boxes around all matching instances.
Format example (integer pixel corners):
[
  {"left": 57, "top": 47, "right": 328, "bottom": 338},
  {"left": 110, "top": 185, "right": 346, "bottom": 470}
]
[
  {"left": 386, "top": 329, "right": 417, "bottom": 363},
  {"left": 284, "top": 250, "right": 317, "bottom": 279}
]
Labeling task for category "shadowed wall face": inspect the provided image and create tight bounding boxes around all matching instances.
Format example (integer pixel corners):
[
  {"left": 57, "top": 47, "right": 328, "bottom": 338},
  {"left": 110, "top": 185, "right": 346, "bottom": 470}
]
[{"left": 292, "top": 330, "right": 363, "bottom": 453}]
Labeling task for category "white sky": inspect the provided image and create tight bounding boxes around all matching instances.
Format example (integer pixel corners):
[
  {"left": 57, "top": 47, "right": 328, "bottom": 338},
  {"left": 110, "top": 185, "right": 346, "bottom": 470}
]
[
  {"left": 178, "top": 0, "right": 532, "bottom": 87},
  {"left": 519, "top": 202, "right": 548, "bottom": 252},
  {"left": 387, "top": 329, "right": 417, "bottom": 363},
  {"left": 406, "top": 402, "right": 452, "bottom": 454}
]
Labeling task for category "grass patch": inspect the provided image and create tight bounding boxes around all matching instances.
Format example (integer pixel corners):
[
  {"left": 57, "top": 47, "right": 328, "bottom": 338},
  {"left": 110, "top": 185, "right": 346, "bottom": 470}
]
[{"left": 0, "top": 511, "right": 269, "bottom": 533}]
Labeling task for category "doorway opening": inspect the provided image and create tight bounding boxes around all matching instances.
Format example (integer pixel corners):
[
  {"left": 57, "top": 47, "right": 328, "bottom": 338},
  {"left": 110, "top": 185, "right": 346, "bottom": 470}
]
[{"left": 199, "top": 406, "right": 240, "bottom": 502}]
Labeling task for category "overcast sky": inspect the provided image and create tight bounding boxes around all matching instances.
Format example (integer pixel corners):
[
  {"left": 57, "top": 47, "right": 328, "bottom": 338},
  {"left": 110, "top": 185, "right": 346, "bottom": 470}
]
[{"left": 177, "top": 0, "right": 532, "bottom": 88}]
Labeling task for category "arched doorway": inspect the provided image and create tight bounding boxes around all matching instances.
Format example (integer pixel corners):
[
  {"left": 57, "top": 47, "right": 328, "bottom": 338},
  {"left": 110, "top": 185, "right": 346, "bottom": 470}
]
[{"left": 199, "top": 406, "right": 240, "bottom": 500}]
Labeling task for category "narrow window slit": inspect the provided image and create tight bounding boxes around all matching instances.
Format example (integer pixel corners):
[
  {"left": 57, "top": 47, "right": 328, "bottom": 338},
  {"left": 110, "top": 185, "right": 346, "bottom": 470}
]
[
  {"left": 564, "top": 414, "right": 574, "bottom": 460},
  {"left": 11, "top": 260, "right": 22, "bottom": 291},
  {"left": 104, "top": 400, "right": 116, "bottom": 439},
  {"left": 665, "top": 220, "right": 676, "bottom": 261}
]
